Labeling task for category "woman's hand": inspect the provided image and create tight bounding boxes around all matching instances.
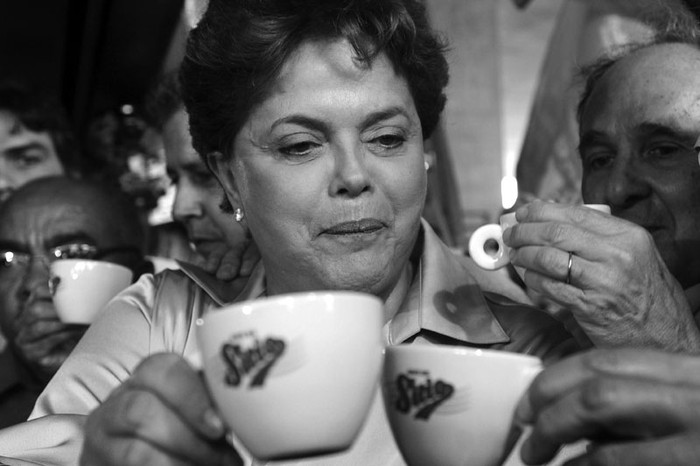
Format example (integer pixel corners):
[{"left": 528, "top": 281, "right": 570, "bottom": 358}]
[
  {"left": 80, "top": 353, "right": 242, "bottom": 466},
  {"left": 516, "top": 349, "right": 700, "bottom": 465},
  {"left": 197, "top": 240, "right": 259, "bottom": 282},
  {"left": 502, "top": 200, "right": 700, "bottom": 352}
]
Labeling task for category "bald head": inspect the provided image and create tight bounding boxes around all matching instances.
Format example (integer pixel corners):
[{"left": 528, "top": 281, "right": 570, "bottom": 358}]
[{"left": 0, "top": 176, "right": 146, "bottom": 269}]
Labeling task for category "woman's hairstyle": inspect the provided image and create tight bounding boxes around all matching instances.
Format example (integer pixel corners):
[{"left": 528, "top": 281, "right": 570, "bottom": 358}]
[
  {"left": 576, "top": 5, "right": 700, "bottom": 124},
  {"left": 0, "top": 80, "right": 78, "bottom": 170},
  {"left": 180, "top": 0, "right": 449, "bottom": 160},
  {"left": 144, "top": 70, "right": 184, "bottom": 132}
]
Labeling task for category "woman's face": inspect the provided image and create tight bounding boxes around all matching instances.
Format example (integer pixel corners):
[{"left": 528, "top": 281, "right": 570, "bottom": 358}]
[
  {"left": 164, "top": 109, "right": 247, "bottom": 261},
  {"left": 213, "top": 39, "right": 427, "bottom": 298}
]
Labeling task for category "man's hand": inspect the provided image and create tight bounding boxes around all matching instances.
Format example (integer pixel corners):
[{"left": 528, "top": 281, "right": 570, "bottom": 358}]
[
  {"left": 503, "top": 201, "right": 700, "bottom": 352},
  {"left": 80, "top": 353, "right": 243, "bottom": 466},
  {"left": 516, "top": 349, "right": 700, "bottom": 465},
  {"left": 196, "top": 240, "right": 259, "bottom": 282},
  {"left": 12, "top": 300, "right": 87, "bottom": 383}
]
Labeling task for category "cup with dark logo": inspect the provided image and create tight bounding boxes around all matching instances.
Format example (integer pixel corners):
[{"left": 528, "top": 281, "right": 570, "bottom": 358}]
[
  {"left": 382, "top": 345, "right": 542, "bottom": 466},
  {"left": 196, "top": 291, "right": 384, "bottom": 461}
]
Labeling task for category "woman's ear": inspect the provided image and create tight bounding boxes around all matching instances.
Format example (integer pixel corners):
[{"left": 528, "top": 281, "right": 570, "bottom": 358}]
[{"left": 207, "top": 151, "right": 242, "bottom": 211}]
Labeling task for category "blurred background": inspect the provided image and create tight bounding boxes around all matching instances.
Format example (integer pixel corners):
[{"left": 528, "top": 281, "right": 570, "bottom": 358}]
[{"left": 2, "top": 0, "right": 698, "bottom": 249}]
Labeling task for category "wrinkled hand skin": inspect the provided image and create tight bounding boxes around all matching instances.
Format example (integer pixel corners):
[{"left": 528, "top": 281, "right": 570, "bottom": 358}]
[
  {"left": 516, "top": 349, "right": 700, "bottom": 466},
  {"left": 197, "top": 240, "right": 260, "bottom": 282},
  {"left": 503, "top": 201, "right": 700, "bottom": 352},
  {"left": 80, "top": 353, "right": 243, "bottom": 466}
]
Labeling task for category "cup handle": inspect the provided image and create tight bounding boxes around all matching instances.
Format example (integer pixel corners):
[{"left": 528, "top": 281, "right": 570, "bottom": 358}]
[{"left": 468, "top": 223, "right": 510, "bottom": 270}]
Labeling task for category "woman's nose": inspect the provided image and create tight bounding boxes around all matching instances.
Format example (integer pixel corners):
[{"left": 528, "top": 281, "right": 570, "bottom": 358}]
[
  {"left": 329, "top": 145, "right": 371, "bottom": 198},
  {"left": 171, "top": 182, "right": 203, "bottom": 222}
]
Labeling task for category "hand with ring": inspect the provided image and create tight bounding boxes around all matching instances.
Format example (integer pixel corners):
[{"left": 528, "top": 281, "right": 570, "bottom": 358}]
[{"left": 502, "top": 200, "right": 700, "bottom": 352}]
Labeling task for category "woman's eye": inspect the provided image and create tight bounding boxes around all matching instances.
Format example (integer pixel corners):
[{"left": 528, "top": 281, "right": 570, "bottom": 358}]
[
  {"left": 191, "top": 170, "right": 216, "bottom": 187},
  {"left": 279, "top": 141, "right": 319, "bottom": 158},
  {"left": 11, "top": 149, "right": 47, "bottom": 168},
  {"left": 166, "top": 171, "right": 180, "bottom": 185},
  {"left": 372, "top": 134, "right": 405, "bottom": 149}
]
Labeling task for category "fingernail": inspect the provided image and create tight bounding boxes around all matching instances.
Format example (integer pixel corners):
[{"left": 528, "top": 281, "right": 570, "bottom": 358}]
[
  {"left": 502, "top": 228, "right": 511, "bottom": 242},
  {"left": 203, "top": 408, "right": 225, "bottom": 437}
]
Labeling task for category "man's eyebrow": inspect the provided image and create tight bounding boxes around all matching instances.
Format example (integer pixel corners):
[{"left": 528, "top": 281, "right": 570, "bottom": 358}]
[
  {"left": 45, "top": 232, "right": 97, "bottom": 248},
  {"left": 577, "top": 130, "right": 609, "bottom": 153},
  {"left": 634, "top": 122, "right": 694, "bottom": 140}
]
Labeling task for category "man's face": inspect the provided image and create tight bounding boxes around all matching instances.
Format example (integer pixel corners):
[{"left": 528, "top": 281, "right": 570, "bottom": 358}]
[
  {"left": 0, "top": 111, "right": 64, "bottom": 202},
  {"left": 0, "top": 186, "right": 129, "bottom": 382},
  {"left": 580, "top": 43, "right": 700, "bottom": 288}
]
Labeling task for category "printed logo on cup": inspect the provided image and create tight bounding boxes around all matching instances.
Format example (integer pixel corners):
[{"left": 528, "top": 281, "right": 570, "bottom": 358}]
[
  {"left": 220, "top": 330, "right": 287, "bottom": 388},
  {"left": 389, "top": 370, "right": 460, "bottom": 421}
]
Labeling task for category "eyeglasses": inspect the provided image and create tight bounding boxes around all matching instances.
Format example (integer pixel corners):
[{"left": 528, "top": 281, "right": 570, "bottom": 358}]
[{"left": 0, "top": 243, "right": 140, "bottom": 270}]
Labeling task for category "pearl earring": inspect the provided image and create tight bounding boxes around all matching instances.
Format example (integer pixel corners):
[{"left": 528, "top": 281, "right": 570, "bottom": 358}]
[
  {"left": 424, "top": 161, "right": 430, "bottom": 171},
  {"left": 234, "top": 208, "right": 244, "bottom": 222}
]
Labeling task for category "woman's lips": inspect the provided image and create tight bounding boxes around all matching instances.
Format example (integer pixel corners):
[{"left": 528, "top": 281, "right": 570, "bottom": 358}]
[{"left": 323, "top": 219, "right": 385, "bottom": 235}]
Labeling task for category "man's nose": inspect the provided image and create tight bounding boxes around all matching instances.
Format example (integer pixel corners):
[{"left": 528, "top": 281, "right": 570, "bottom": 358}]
[
  {"left": 18, "top": 257, "right": 53, "bottom": 303},
  {"left": 604, "top": 158, "right": 651, "bottom": 209}
]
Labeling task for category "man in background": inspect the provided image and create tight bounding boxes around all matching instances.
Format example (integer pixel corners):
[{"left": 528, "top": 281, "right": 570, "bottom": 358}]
[
  {"left": 0, "top": 176, "right": 152, "bottom": 428},
  {"left": 0, "top": 81, "right": 78, "bottom": 203},
  {"left": 504, "top": 18, "right": 700, "bottom": 352}
]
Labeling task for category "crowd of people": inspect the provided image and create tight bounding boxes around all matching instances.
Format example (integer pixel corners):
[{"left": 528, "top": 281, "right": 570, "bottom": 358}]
[{"left": 0, "top": 0, "right": 699, "bottom": 465}]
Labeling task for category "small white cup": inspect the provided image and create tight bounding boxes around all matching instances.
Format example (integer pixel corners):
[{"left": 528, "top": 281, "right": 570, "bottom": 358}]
[
  {"left": 196, "top": 291, "right": 384, "bottom": 461},
  {"left": 468, "top": 204, "right": 611, "bottom": 271},
  {"left": 49, "top": 259, "right": 133, "bottom": 324},
  {"left": 382, "top": 345, "right": 542, "bottom": 466}
]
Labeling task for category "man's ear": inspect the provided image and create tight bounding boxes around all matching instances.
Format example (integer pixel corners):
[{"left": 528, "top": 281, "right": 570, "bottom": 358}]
[{"left": 207, "top": 151, "right": 242, "bottom": 211}]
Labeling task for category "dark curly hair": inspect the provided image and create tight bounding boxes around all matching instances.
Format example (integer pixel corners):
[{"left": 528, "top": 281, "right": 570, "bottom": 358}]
[
  {"left": 0, "top": 80, "right": 78, "bottom": 171},
  {"left": 180, "top": 0, "right": 449, "bottom": 161}
]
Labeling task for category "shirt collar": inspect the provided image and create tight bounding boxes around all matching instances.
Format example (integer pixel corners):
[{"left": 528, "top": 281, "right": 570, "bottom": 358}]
[
  {"left": 178, "top": 220, "right": 510, "bottom": 346},
  {"left": 386, "top": 220, "right": 509, "bottom": 345},
  {"left": 685, "top": 283, "right": 700, "bottom": 315}
]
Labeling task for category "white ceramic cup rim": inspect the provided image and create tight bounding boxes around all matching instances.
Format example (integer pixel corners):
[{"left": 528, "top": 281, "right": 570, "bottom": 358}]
[
  {"left": 196, "top": 290, "right": 383, "bottom": 326},
  {"left": 386, "top": 345, "right": 542, "bottom": 365},
  {"left": 49, "top": 258, "right": 132, "bottom": 274}
]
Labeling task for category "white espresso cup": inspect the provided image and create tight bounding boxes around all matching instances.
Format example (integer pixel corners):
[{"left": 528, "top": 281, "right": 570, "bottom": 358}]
[
  {"left": 49, "top": 259, "right": 133, "bottom": 324},
  {"left": 382, "top": 345, "right": 542, "bottom": 466},
  {"left": 196, "top": 291, "right": 384, "bottom": 461},
  {"left": 468, "top": 204, "right": 611, "bottom": 271}
]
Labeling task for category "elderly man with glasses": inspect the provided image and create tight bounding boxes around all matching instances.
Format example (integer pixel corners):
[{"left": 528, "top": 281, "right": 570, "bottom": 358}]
[{"left": 0, "top": 176, "right": 151, "bottom": 428}]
